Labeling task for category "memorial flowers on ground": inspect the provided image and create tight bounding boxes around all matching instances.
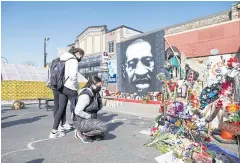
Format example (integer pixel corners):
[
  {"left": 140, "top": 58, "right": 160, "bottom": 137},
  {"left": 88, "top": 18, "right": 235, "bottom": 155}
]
[{"left": 144, "top": 57, "right": 240, "bottom": 162}]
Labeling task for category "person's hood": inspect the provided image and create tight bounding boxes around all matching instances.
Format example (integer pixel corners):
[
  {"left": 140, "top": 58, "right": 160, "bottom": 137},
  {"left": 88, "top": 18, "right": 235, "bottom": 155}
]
[
  {"left": 78, "top": 87, "right": 94, "bottom": 96},
  {"left": 60, "top": 52, "right": 76, "bottom": 61}
]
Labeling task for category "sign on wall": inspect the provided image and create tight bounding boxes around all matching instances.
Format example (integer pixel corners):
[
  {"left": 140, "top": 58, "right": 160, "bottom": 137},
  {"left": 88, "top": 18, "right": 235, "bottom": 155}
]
[
  {"left": 117, "top": 30, "right": 165, "bottom": 95},
  {"left": 108, "top": 59, "right": 117, "bottom": 83},
  {"left": 101, "top": 52, "right": 110, "bottom": 72}
]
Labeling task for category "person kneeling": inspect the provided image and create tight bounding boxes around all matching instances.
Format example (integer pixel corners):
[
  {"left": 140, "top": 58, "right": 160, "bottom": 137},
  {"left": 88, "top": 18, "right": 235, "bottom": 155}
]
[{"left": 73, "top": 76, "right": 107, "bottom": 143}]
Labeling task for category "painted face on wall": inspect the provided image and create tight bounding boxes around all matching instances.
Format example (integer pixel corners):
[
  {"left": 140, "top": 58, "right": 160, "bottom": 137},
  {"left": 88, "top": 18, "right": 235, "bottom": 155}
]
[{"left": 125, "top": 39, "right": 154, "bottom": 90}]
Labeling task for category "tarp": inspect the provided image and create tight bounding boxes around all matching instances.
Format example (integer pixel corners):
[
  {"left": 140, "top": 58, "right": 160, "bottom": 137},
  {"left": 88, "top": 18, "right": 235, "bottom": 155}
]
[
  {"left": 1, "top": 63, "right": 88, "bottom": 83},
  {"left": 1, "top": 63, "right": 48, "bottom": 81}
]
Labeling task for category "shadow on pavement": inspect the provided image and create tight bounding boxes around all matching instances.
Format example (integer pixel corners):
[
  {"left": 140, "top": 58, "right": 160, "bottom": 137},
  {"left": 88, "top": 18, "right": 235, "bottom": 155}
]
[
  {"left": 1, "top": 105, "right": 36, "bottom": 113},
  {"left": 107, "top": 122, "right": 124, "bottom": 132},
  {"left": 1, "top": 115, "right": 48, "bottom": 129},
  {"left": 25, "top": 158, "right": 44, "bottom": 163},
  {"left": 98, "top": 113, "right": 123, "bottom": 140},
  {"left": 103, "top": 133, "right": 116, "bottom": 140},
  {"left": 98, "top": 113, "right": 124, "bottom": 131},
  {"left": 1, "top": 107, "right": 12, "bottom": 113},
  {"left": 1, "top": 115, "right": 17, "bottom": 120},
  {"left": 98, "top": 113, "right": 118, "bottom": 122}
]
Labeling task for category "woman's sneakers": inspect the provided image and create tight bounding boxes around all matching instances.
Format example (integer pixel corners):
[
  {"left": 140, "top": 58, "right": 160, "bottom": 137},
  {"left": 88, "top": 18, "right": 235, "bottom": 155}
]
[
  {"left": 74, "top": 130, "right": 92, "bottom": 143},
  {"left": 49, "top": 131, "right": 65, "bottom": 139},
  {"left": 58, "top": 123, "right": 73, "bottom": 132}
]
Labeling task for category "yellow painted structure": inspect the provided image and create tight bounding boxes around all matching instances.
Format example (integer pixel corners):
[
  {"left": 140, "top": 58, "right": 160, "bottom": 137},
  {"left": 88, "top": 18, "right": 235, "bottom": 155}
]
[{"left": 1, "top": 81, "right": 87, "bottom": 100}]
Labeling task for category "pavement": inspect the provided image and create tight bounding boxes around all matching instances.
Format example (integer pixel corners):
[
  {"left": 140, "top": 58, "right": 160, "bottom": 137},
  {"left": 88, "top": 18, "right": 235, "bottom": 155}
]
[
  {"left": 1, "top": 102, "right": 238, "bottom": 163},
  {"left": 1, "top": 103, "right": 160, "bottom": 163},
  {"left": 103, "top": 102, "right": 160, "bottom": 118}
]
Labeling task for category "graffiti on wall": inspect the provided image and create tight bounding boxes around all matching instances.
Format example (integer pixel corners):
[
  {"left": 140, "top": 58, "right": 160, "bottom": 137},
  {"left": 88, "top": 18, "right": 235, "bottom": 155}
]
[
  {"left": 117, "top": 30, "right": 165, "bottom": 94},
  {"left": 208, "top": 54, "right": 233, "bottom": 85}
]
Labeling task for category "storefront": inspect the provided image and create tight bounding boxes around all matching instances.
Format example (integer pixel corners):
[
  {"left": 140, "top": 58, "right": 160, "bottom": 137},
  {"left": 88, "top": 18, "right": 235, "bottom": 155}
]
[{"left": 78, "top": 53, "right": 102, "bottom": 80}]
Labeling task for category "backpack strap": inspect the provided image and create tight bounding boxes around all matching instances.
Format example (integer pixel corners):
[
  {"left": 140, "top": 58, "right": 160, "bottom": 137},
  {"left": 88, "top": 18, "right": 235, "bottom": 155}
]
[
  {"left": 62, "top": 57, "right": 77, "bottom": 63},
  {"left": 62, "top": 57, "right": 78, "bottom": 83}
]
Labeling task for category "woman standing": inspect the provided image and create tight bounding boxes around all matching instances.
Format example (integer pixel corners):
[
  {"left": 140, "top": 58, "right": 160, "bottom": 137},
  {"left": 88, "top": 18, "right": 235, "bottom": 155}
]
[
  {"left": 73, "top": 76, "right": 107, "bottom": 143},
  {"left": 52, "top": 89, "right": 72, "bottom": 131},
  {"left": 49, "top": 47, "right": 84, "bottom": 139}
]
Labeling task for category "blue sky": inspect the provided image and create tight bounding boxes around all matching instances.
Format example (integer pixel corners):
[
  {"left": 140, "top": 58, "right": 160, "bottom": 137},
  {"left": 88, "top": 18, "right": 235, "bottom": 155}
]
[{"left": 1, "top": 1, "right": 234, "bottom": 66}]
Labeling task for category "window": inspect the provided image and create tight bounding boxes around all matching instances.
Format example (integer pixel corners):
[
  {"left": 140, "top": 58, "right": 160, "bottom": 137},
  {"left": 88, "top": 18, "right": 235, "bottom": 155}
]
[{"left": 108, "top": 41, "right": 114, "bottom": 53}]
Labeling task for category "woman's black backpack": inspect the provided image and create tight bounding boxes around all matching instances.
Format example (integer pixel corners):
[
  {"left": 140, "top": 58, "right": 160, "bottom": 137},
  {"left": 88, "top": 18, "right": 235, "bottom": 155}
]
[{"left": 47, "top": 57, "right": 76, "bottom": 90}]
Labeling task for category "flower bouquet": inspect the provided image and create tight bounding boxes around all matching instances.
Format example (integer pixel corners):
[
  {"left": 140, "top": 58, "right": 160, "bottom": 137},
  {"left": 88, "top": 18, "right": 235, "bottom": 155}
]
[
  {"left": 226, "top": 103, "right": 239, "bottom": 114},
  {"left": 142, "top": 95, "right": 150, "bottom": 104},
  {"left": 157, "top": 72, "right": 168, "bottom": 83},
  {"left": 229, "top": 110, "right": 240, "bottom": 126},
  {"left": 144, "top": 132, "right": 176, "bottom": 154}
]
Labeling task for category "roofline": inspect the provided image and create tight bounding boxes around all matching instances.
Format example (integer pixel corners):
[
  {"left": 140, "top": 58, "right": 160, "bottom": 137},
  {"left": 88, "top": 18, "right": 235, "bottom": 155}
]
[
  {"left": 76, "top": 25, "right": 108, "bottom": 38},
  {"left": 162, "top": 10, "right": 231, "bottom": 31},
  {"left": 67, "top": 43, "right": 75, "bottom": 47},
  {"left": 120, "top": 10, "right": 231, "bottom": 43},
  {"left": 107, "top": 25, "right": 143, "bottom": 34},
  {"left": 165, "top": 18, "right": 240, "bottom": 37}
]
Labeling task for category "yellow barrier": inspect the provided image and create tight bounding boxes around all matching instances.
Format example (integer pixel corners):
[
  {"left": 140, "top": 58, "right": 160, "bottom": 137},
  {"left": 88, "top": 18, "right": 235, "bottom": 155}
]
[{"left": 1, "top": 81, "right": 87, "bottom": 101}]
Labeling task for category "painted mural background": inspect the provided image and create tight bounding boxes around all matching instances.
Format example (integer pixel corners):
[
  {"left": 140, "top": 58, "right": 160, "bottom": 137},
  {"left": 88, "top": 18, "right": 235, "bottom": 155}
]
[{"left": 117, "top": 30, "right": 165, "bottom": 94}]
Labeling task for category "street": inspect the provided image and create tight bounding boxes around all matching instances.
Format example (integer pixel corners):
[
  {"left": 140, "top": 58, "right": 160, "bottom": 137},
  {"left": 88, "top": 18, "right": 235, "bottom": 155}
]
[{"left": 1, "top": 104, "right": 160, "bottom": 163}]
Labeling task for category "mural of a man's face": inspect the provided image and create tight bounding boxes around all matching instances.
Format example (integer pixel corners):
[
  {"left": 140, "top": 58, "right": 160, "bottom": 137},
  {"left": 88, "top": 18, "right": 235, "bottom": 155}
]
[{"left": 124, "top": 39, "right": 154, "bottom": 90}]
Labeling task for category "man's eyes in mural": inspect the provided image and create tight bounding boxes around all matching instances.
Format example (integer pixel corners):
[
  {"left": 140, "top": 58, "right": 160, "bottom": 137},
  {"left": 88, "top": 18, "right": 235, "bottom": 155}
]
[
  {"left": 141, "top": 57, "right": 153, "bottom": 67},
  {"left": 127, "top": 57, "right": 153, "bottom": 68},
  {"left": 128, "top": 59, "right": 138, "bottom": 69}
]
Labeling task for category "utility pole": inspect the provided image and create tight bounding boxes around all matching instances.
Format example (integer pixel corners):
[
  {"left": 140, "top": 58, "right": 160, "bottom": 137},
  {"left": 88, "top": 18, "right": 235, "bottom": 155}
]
[{"left": 44, "top": 37, "right": 50, "bottom": 67}]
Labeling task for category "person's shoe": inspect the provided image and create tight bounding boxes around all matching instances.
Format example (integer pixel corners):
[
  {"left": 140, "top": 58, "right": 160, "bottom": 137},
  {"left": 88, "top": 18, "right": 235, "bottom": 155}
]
[
  {"left": 74, "top": 130, "right": 92, "bottom": 143},
  {"left": 58, "top": 123, "right": 72, "bottom": 131},
  {"left": 58, "top": 125, "right": 65, "bottom": 132},
  {"left": 49, "top": 131, "right": 65, "bottom": 139},
  {"left": 63, "top": 123, "right": 73, "bottom": 130}
]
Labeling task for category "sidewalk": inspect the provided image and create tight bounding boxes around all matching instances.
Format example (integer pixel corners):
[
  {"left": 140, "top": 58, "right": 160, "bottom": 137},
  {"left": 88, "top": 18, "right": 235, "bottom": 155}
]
[
  {"left": 103, "top": 102, "right": 160, "bottom": 118},
  {"left": 1, "top": 99, "right": 159, "bottom": 118}
]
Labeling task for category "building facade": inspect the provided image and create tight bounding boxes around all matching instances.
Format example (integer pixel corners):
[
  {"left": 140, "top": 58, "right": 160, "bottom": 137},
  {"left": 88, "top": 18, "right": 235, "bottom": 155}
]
[
  {"left": 164, "top": 2, "right": 240, "bottom": 79},
  {"left": 116, "top": 2, "right": 240, "bottom": 94},
  {"left": 63, "top": 3, "right": 239, "bottom": 93},
  {"left": 65, "top": 25, "right": 142, "bottom": 90}
]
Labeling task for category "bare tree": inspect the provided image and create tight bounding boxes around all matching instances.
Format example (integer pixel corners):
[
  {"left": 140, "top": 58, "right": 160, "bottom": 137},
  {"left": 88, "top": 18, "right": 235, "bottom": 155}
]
[{"left": 23, "top": 61, "right": 37, "bottom": 67}]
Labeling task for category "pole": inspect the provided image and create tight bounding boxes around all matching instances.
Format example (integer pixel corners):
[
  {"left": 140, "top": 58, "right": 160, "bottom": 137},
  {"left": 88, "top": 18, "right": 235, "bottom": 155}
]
[
  {"left": 164, "top": 36, "right": 181, "bottom": 65},
  {"left": 44, "top": 38, "right": 47, "bottom": 67},
  {"left": 1, "top": 57, "right": 8, "bottom": 63}
]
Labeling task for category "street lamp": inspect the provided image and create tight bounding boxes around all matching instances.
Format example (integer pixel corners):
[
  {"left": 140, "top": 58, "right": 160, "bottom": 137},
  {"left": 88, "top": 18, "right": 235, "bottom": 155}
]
[
  {"left": 1, "top": 57, "right": 8, "bottom": 63},
  {"left": 44, "top": 37, "right": 50, "bottom": 67}
]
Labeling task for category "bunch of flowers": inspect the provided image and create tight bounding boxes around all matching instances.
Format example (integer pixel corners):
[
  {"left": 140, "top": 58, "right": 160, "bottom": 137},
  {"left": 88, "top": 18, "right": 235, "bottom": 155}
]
[
  {"left": 227, "top": 57, "right": 239, "bottom": 68},
  {"left": 229, "top": 110, "right": 240, "bottom": 126},
  {"left": 167, "top": 101, "right": 185, "bottom": 117},
  {"left": 166, "top": 80, "right": 178, "bottom": 92}
]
